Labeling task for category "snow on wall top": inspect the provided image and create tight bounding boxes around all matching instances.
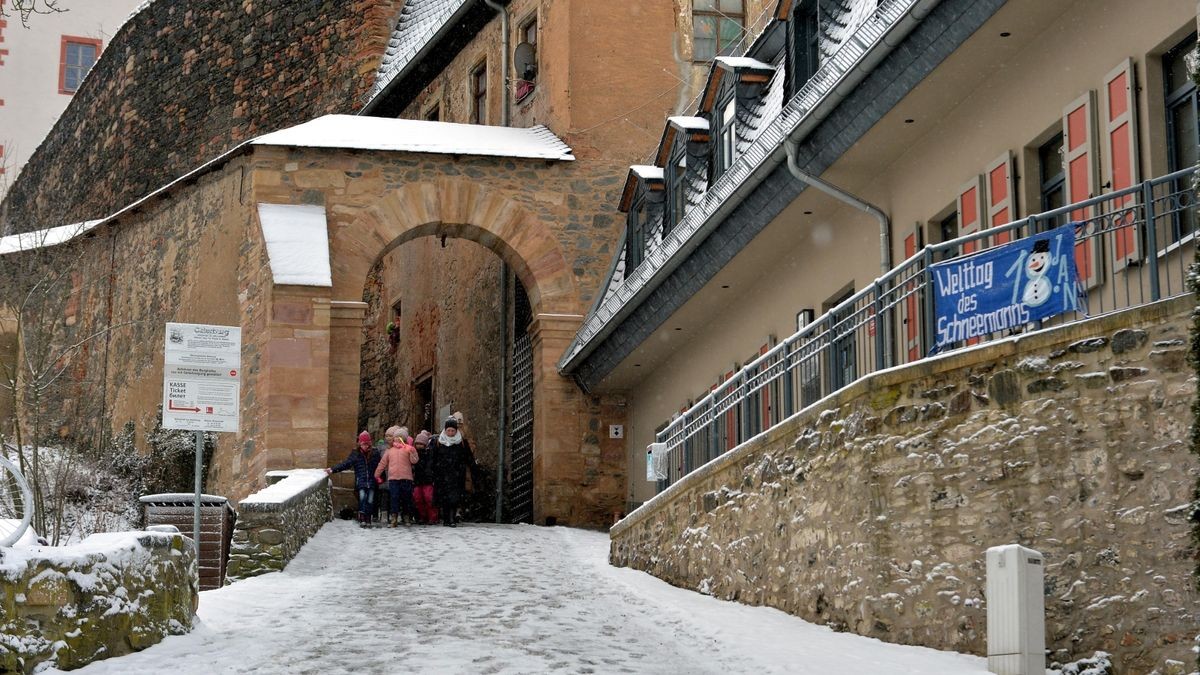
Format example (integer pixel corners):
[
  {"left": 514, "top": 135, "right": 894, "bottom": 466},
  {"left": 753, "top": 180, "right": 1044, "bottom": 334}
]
[
  {"left": 0, "top": 220, "right": 103, "bottom": 255},
  {"left": 368, "top": 0, "right": 472, "bottom": 102},
  {"left": 253, "top": 115, "right": 575, "bottom": 161},
  {"left": 238, "top": 469, "right": 328, "bottom": 509},
  {"left": 256, "top": 203, "right": 333, "bottom": 288},
  {"left": 139, "top": 493, "right": 229, "bottom": 504}
]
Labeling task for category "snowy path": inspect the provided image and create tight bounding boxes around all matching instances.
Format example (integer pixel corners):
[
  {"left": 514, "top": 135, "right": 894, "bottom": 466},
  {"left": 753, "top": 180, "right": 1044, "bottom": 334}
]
[{"left": 56, "top": 522, "right": 987, "bottom": 674}]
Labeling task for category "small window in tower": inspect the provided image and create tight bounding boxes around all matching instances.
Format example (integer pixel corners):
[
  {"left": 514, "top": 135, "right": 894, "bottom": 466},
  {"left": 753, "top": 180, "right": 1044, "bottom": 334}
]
[
  {"left": 60, "top": 37, "right": 101, "bottom": 95},
  {"left": 471, "top": 61, "right": 488, "bottom": 124},
  {"left": 692, "top": 0, "right": 744, "bottom": 62},
  {"left": 515, "top": 15, "right": 538, "bottom": 102},
  {"left": 424, "top": 104, "right": 440, "bottom": 122}
]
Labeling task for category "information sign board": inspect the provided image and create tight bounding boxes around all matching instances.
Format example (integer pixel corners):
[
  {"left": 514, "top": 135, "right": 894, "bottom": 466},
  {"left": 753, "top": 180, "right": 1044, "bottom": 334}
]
[{"left": 162, "top": 323, "right": 241, "bottom": 432}]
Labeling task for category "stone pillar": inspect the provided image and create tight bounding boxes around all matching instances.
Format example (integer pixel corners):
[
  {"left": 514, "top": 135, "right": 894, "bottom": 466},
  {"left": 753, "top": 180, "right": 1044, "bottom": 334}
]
[
  {"left": 327, "top": 300, "right": 367, "bottom": 509},
  {"left": 529, "top": 313, "right": 625, "bottom": 527},
  {"left": 251, "top": 288, "right": 332, "bottom": 492}
]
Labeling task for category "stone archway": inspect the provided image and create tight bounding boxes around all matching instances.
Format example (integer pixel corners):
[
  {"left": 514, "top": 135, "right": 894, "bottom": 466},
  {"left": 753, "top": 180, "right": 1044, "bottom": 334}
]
[
  {"left": 251, "top": 164, "right": 627, "bottom": 526},
  {"left": 327, "top": 181, "right": 586, "bottom": 524}
]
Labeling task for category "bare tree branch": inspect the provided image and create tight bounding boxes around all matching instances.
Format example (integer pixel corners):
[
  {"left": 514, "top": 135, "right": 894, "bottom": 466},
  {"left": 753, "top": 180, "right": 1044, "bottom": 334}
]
[{"left": 1, "top": 0, "right": 68, "bottom": 28}]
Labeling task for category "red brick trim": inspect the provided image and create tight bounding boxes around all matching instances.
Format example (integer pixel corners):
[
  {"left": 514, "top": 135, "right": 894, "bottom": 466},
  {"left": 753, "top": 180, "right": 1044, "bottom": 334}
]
[{"left": 59, "top": 35, "right": 103, "bottom": 95}]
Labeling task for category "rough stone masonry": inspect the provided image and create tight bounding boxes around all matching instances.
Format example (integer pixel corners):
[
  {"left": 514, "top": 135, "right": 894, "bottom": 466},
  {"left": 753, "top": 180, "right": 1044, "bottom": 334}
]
[{"left": 610, "top": 297, "right": 1197, "bottom": 674}]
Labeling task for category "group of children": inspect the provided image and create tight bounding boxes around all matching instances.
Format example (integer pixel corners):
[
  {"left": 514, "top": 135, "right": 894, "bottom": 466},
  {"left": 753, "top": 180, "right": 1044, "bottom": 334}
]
[{"left": 327, "top": 415, "right": 476, "bottom": 528}]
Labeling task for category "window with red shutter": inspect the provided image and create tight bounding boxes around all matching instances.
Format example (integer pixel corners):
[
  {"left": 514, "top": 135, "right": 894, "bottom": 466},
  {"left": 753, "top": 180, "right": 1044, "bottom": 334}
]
[
  {"left": 957, "top": 176, "right": 984, "bottom": 255},
  {"left": 1063, "top": 91, "right": 1102, "bottom": 289},
  {"left": 985, "top": 151, "right": 1016, "bottom": 245},
  {"left": 1103, "top": 58, "right": 1141, "bottom": 270}
]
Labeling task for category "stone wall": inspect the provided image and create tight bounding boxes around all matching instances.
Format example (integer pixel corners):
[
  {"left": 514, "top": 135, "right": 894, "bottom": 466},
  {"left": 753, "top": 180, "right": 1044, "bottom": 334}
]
[
  {"left": 0, "top": 530, "right": 196, "bottom": 673},
  {"left": 0, "top": 0, "right": 401, "bottom": 234},
  {"left": 610, "top": 297, "right": 1198, "bottom": 674},
  {"left": 226, "top": 469, "right": 331, "bottom": 581}
]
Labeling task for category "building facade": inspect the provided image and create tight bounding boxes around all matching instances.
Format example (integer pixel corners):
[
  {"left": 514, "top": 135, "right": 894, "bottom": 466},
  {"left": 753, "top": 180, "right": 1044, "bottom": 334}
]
[{"left": 0, "top": 1, "right": 144, "bottom": 202}]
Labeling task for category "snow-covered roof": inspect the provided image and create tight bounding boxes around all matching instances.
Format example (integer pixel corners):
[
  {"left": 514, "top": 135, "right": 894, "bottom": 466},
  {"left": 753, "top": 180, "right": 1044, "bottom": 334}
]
[
  {"left": 630, "top": 165, "right": 665, "bottom": 181},
  {"left": 253, "top": 115, "right": 575, "bottom": 161},
  {"left": 0, "top": 220, "right": 103, "bottom": 255},
  {"left": 257, "top": 204, "right": 333, "bottom": 287},
  {"left": 367, "top": 0, "right": 473, "bottom": 103},
  {"left": 667, "top": 116, "right": 711, "bottom": 132},
  {"left": 714, "top": 56, "right": 775, "bottom": 72}
]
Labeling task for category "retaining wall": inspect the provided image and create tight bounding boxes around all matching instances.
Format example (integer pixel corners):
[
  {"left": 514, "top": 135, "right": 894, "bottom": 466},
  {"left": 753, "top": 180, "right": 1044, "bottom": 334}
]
[
  {"left": 610, "top": 297, "right": 1198, "bottom": 674},
  {"left": 0, "top": 530, "right": 196, "bottom": 673},
  {"left": 226, "top": 469, "right": 331, "bottom": 581}
]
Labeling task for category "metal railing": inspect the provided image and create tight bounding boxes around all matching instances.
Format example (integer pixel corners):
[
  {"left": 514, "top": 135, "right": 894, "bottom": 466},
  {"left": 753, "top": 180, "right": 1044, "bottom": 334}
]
[{"left": 653, "top": 167, "right": 1197, "bottom": 491}]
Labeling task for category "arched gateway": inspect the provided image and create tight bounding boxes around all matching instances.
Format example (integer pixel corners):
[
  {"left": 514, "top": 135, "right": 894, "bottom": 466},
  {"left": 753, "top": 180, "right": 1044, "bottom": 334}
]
[{"left": 241, "top": 117, "right": 627, "bottom": 527}]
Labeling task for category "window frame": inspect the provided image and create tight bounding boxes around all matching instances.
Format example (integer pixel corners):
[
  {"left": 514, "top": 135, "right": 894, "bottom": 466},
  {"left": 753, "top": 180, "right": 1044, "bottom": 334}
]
[
  {"left": 692, "top": 0, "right": 745, "bottom": 62},
  {"left": 59, "top": 35, "right": 101, "bottom": 95},
  {"left": 424, "top": 103, "right": 440, "bottom": 122},
  {"left": 625, "top": 194, "right": 648, "bottom": 273},
  {"left": 789, "top": 0, "right": 820, "bottom": 96},
  {"left": 715, "top": 91, "right": 738, "bottom": 179},
  {"left": 471, "top": 60, "right": 488, "bottom": 124},
  {"left": 1037, "top": 132, "right": 1065, "bottom": 214},
  {"left": 667, "top": 145, "right": 689, "bottom": 236},
  {"left": 1162, "top": 34, "right": 1198, "bottom": 246}
]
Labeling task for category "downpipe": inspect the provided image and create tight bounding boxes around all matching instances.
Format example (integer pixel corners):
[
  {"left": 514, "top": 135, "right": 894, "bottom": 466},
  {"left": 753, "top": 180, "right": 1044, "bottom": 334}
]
[
  {"left": 483, "top": 0, "right": 511, "bottom": 127},
  {"left": 784, "top": 139, "right": 894, "bottom": 367}
]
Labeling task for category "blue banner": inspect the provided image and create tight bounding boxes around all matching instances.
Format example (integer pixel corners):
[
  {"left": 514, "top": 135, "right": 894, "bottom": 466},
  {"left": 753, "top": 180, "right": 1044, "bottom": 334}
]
[{"left": 932, "top": 224, "right": 1080, "bottom": 349}]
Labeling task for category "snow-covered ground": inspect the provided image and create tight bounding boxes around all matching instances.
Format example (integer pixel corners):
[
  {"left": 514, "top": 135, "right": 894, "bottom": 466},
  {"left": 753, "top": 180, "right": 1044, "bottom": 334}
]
[{"left": 51, "top": 521, "right": 988, "bottom": 674}]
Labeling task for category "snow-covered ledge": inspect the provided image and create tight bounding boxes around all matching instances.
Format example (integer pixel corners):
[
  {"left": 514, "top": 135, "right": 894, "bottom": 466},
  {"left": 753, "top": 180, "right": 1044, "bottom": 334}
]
[
  {"left": 227, "top": 469, "right": 330, "bottom": 582},
  {"left": 0, "top": 530, "right": 197, "bottom": 673}
]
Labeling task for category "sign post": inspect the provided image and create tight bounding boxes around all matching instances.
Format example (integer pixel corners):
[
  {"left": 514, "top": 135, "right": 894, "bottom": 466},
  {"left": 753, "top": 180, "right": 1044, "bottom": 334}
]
[{"left": 162, "top": 323, "right": 241, "bottom": 557}]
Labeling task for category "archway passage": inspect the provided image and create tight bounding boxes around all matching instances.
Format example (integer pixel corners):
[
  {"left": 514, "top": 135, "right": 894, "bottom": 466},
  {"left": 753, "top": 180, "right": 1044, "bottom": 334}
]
[
  {"left": 245, "top": 132, "right": 629, "bottom": 527},
  {"left": 357, "top": 234, "right": 538, "bottom": 524}
]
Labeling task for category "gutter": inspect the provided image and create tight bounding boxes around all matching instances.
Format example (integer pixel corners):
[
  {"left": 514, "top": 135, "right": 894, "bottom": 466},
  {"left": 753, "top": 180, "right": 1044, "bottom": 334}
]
[{"left": 558, "top": 0, "right": 942, "bottom": 375}]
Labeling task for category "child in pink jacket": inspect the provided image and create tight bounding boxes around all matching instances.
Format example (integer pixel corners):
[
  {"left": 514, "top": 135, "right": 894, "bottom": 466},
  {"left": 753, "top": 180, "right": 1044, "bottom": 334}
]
[{"left": 375, "top": 429, "right": 419, "bottom": 527}]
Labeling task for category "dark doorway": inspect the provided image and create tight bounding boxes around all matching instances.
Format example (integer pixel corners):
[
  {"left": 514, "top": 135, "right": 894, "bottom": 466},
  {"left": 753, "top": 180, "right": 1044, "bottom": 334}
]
[{"left": 413, "top": 372, "right": 434, "bottom": 435}]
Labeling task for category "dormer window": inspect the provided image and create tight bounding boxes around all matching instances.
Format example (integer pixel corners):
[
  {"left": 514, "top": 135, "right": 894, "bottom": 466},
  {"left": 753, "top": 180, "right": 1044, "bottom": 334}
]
[
  {"left": 702, "top": 57, "right": 773, "bottom": 181},
  {"left": 619, "top": 165, "right": 665, "bottom": 275},
  {"left": 790, "top": 0, "right": 820, "bottom": 94}
]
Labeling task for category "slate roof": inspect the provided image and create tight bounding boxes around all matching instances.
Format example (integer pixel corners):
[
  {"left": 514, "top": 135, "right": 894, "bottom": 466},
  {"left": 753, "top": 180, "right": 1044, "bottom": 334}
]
[{"left": 368, "top": 0, "right": 472, "bottom": 103}]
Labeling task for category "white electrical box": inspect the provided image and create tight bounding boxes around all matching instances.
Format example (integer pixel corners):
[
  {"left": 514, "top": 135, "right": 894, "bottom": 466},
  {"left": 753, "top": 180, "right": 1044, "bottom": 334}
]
[
  {"left": 986, "top": 544, "right": 1045, "bottom": 675},
  {"left": 645, "top": 442, "right": 667, "bottom": 481}
]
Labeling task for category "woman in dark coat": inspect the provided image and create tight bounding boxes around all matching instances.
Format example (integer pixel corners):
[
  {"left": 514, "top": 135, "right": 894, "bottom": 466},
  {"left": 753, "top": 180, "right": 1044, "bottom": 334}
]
[{"left": 429, "top": 417, "right": 476, "bottom": 527}]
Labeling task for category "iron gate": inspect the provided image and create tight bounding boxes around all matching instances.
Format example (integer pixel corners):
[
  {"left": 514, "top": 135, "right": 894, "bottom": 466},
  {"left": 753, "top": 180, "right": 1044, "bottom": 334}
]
[{"left": 506, "top": 283, "right": 535, "bottom": 523}]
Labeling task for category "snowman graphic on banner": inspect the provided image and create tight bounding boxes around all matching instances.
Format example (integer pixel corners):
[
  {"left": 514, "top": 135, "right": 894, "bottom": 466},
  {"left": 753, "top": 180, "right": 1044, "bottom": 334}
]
[
  {"left": 1022, "top": 239, "right": 1053, "bottom": 307},
  {"left": 1005, "top": 228, "right": 1078, "bottom": 315}
]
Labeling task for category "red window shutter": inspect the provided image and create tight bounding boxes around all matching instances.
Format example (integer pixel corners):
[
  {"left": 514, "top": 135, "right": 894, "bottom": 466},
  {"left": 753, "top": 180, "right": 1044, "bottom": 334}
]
[
  {"left": 957, "top": 176, "right": 984, "bottom": 254},
  {"left": 902, "top": 227, "right": 922, "bottom": 362},
  {"left": 985, "top": 151, "right": 1016, "bottom": 245},
  {"left": 1103, "top": 58, "right": 1141, "bottom": 268},
  {"left": 1063, "top": 91, "right": 1102, "bottom": 288}
]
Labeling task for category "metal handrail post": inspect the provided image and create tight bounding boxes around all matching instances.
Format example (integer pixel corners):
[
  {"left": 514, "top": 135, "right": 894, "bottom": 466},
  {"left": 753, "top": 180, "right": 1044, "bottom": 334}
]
[
  {"left": 782, "top": 339, "right": 795, "bottom": 417},
  {"left": 1142, "top": 180, "right": 1160, "bottom": 300},
  {"left": 922, "top": 246, "right": 936, "bottom": 354},
  {"left": 872, "top": 281, "right": 885, "bottom": 371}
]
